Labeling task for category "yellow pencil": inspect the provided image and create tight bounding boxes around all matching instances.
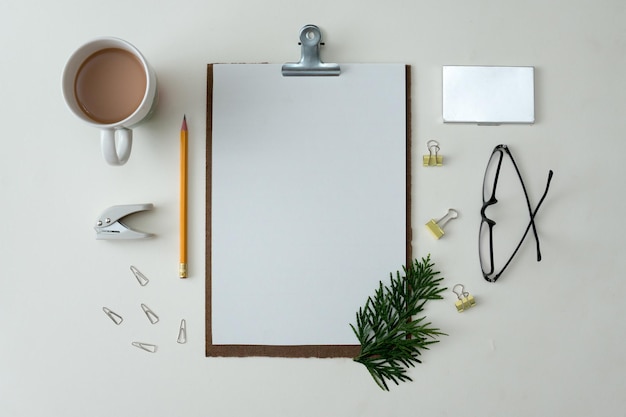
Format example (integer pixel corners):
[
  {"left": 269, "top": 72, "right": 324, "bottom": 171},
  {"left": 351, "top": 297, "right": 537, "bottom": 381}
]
[{"left": 179, "top": 115, "right": 188, "bottom": 278}]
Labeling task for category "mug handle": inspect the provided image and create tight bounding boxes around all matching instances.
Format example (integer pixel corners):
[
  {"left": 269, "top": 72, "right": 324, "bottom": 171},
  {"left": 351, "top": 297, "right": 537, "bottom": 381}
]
[{"left": 101, "top": 128, "right": 132, "bottom": 166}]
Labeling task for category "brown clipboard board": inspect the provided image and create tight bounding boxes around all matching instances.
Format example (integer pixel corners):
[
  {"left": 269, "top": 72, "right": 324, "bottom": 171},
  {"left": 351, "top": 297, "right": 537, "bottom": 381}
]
[{"left": 206, "top": 64, "right": 412, "bottom": 358}]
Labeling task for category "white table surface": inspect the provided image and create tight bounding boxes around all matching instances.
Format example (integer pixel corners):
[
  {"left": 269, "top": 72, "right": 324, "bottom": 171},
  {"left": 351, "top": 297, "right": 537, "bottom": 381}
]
[{"left": 1, "top": 0, "right": 624, "bottom": 416}]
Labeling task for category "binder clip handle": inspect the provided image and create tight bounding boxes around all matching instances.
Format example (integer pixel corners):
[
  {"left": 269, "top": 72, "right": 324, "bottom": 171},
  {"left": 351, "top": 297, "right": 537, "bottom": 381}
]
[
  {"left": 452, "top": 284, "right": 469, "bottom": 300},
  {"left": 436, "top": 208, "right": 458, "bottom": 228}
]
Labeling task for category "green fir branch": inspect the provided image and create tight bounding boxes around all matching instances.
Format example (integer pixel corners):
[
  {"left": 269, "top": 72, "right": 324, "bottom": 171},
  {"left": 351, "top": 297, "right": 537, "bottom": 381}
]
[{"left": 351, "top": 255, "right": 447, "bottom": 391}]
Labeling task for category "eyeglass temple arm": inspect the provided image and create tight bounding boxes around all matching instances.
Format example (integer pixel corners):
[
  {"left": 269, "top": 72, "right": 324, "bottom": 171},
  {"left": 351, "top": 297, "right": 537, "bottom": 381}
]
[
  {"left": 509, "top": 154, "right": 549, "bottom": 261},
  {"left": 495, "top": 169, "right": 554, "bottom": 281}
]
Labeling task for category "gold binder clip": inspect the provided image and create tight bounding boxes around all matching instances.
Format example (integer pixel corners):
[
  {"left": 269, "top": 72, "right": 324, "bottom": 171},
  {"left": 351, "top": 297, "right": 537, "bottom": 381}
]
[
  {"left": 425, "top": 208, "right": 458, "bottom": 239},
  {"left": 453, "top": 284, "right": 476, "bottom": 312},
  {"left": 423, "top": 140, "right": 443, "bottom": 167}
]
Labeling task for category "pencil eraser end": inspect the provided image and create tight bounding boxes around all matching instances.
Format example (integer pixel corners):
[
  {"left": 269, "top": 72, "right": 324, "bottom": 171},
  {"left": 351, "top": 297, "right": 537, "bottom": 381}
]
[{"left": 179, "top": 263, "right": 188, "bottom": 279}]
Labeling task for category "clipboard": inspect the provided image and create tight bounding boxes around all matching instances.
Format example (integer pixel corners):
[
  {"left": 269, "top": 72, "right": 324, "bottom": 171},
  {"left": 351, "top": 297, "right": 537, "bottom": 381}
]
[{"left": 206, "top": 31, "right": 412, "bottom": 357}]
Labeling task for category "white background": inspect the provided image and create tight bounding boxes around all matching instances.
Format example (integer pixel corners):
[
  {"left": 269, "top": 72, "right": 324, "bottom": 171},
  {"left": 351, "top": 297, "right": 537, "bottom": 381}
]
[{"left": 1, "top": 1, "right": 624, "bottom": 416}]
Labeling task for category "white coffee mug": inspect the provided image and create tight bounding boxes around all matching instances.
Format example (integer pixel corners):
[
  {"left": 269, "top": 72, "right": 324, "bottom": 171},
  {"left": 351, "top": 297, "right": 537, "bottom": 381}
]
[{"left": 62, "top": 37, "right": 158, "bottom": 165}]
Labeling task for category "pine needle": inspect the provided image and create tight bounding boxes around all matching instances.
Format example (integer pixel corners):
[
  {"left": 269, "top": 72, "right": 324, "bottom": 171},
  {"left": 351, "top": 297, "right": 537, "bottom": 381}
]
[{"left": 351, "top": 255, "right": 447, "bottom": 391}]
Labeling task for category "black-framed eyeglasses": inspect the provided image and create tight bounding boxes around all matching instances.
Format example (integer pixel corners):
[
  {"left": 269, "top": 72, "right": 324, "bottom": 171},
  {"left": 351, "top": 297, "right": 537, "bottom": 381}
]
[{"left": 479, "top": 144, "right": 554, "bottom": 282}]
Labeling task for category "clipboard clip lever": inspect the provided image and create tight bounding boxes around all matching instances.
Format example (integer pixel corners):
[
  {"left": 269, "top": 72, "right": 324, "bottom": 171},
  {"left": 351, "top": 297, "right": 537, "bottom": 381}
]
[
  {"left": 282, "top": 25, "right": 340, "bottom": 76},
  {"left": 94, "top": 203, "right": 155, "bottom": 240}
]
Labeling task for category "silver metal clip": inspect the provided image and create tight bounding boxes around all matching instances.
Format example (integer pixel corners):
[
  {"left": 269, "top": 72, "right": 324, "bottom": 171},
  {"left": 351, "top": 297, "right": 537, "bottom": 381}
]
[
  {"left": 177, "top": 319, "right": 187, "bottom": 344},
  {"left": 141, "top": 303, "right": 159, "bottom": 324},
  {"left": 130, "top": 265, "right": 149, "bottom": 286},
  {"left": 132, "top": 342, "right": 157, "bottom": 353},
  {"left": 94, "top": 203, "right": 154, "bottom": 240},
  {"left": 282, "top": 25, "right": 340, "bottom": 76},
  {"left": 102, "top": 307, "right": 123, "bottom": 325}
]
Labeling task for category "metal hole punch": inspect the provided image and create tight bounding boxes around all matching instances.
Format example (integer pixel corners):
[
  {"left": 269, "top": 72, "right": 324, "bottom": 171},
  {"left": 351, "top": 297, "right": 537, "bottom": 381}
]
[
  {"left": 177, "top": 319, "right": 187, "bottom": 344},
  {"left": 452, "top": 284, "right": 476, "bottom": 312},
  {"left": 140, "top": 303, "right": 159, "bottom": 324},
  {"left": 102, "top": 307, "right": 123, "bottom": 325},
  {"left": 132, "top": 342, "right": 157, "bottom": 353},
  {"left": 423, "top": 140, "right": 443, "bottom": 167},
  {"left": 425, "top": 208, "right": 459, "bottom": 239},
  {"left": 94, "top": 203, "right": 155, "bottom": 240},
  {"left": 130, "top": 265, "right": 149, "bottom": 286}
]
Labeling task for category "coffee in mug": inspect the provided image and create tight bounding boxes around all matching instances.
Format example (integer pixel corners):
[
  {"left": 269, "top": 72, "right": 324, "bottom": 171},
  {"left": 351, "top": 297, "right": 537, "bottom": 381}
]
[{"left": 62, "top": 38, "right": 158, "bottom": 165}]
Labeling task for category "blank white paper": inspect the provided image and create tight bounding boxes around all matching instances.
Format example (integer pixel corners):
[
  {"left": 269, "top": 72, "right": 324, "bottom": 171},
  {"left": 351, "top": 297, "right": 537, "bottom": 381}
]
[{"left": 211, "top": 64, "right": 407, "bottom": 345}]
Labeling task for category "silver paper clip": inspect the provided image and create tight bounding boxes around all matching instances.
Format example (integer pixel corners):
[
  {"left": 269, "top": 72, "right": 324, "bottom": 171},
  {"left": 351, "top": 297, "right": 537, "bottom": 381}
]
[
  {"left": 132, "top": 342, "right": 157, "bottom": 353},
  {"left": 423, "top": 140, "right": 443, "bottom": 167},
  {"left": 177, "top": 319, "right": 187, "bottom": 344},
  {"left": 94, "top": 203, "right": 154, "bottom": 240},
  {"left": 282, "top": 24, "right": 340, "bottom": 76},
  {"left": 453, "top": 284, "right": 476, "bottom": 312},
  {"left": 130, "top": 265, "right": 149, "bottom": 286},
  {"left": 140, "top": 303, "right": 159, "bottom": 324},
  {"left": 102, "top": 307, "right": 123, "bottom": 325}
]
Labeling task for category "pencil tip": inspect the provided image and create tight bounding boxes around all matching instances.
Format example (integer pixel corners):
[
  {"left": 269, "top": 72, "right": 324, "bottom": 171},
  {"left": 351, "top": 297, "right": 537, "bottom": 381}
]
[{"left": 181, "top": 115, "right": 188, "bottom": 131}]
